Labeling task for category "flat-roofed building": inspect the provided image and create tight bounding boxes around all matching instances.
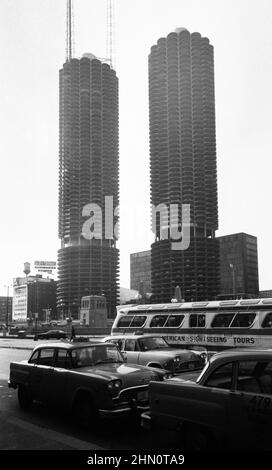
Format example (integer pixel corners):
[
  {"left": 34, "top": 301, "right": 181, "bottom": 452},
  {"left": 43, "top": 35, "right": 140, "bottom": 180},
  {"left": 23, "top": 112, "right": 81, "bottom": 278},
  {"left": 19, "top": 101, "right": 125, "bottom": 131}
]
[
  {"left": 130, "top": 250, "right": 151, "bottom": 293},
  {"left": 218, "top": 233, "right": 259, "bottom": 299}
]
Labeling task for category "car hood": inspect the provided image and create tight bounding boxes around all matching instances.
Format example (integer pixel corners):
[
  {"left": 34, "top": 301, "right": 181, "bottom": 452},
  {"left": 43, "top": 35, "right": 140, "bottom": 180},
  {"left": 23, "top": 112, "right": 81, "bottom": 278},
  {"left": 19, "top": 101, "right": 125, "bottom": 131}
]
[
  {"left": 145, "top": 349, "right": 200, "bottom": 361},
  {"left": 76, "top": 363, "right": 159, "bottom": 387}
]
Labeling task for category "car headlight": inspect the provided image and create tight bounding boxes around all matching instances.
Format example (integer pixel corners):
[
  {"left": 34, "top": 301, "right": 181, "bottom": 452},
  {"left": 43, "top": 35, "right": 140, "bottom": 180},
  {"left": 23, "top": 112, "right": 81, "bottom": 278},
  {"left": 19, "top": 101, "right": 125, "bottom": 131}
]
[
  {"left": 173, "top": 356, "right": 181, "bottom": 363},
  {"left": 200, "top": 352, "right": 207, "bottom": 361},
  {"left": 107, "top": 379, "right": 122, "bottom": 395}
]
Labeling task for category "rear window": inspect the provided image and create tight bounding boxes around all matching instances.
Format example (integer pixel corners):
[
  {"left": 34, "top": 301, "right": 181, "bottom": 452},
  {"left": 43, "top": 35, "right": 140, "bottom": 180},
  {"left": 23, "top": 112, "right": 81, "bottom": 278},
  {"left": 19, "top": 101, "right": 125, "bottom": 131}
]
[{"left": 36, "top": 348, "right": 55, "bottom": 366}]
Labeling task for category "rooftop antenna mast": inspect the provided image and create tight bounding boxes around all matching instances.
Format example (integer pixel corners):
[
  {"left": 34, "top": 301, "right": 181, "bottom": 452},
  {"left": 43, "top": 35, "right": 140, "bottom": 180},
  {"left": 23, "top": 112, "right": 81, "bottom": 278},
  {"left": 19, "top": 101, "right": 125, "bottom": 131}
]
[
  {"left": 107, "top": 0, "right": 116, "bottom": 69},
  {"left": 66, "top": 0, "right": 74, "bottom": 62}
]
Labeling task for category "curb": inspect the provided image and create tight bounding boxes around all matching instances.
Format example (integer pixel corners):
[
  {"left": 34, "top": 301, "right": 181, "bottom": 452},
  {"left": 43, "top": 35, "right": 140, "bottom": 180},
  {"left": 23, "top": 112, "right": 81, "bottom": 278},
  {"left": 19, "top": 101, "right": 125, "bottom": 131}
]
[{"left": 0, "top": 345, "right": 33, "bottom": 350}]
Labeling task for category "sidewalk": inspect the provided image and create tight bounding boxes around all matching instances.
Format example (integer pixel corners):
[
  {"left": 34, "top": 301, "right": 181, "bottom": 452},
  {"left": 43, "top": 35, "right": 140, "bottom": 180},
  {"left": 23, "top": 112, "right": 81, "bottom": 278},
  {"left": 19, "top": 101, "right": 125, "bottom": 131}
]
[{"left": 0, "top": 337, "right": 34, "bottom": 350}]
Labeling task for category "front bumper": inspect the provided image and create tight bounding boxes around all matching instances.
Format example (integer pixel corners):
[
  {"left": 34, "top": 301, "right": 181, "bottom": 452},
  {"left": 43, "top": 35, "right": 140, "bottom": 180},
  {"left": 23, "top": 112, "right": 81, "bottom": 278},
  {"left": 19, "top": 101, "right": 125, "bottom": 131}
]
[
  {"left": 99, "top": 401, "right": 149, "bottom": 418},
  {"left": 99, "top": 385, "right": 150, "bottom": 418}
]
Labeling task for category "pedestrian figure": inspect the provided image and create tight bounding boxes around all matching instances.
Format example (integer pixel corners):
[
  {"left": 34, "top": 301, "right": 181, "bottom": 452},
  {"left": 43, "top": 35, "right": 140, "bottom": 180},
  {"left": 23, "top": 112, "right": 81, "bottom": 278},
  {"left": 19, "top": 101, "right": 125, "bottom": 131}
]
[{"left": 70, "top": 326, "right": 76, "bottom": 342}]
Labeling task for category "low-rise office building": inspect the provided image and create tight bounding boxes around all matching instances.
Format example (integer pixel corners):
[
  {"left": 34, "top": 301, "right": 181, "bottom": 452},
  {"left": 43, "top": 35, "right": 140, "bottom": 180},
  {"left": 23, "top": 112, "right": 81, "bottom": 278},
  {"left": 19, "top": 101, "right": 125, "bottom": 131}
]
[{"left": 12, "top": 275, "right": 57, "bottom": 323}]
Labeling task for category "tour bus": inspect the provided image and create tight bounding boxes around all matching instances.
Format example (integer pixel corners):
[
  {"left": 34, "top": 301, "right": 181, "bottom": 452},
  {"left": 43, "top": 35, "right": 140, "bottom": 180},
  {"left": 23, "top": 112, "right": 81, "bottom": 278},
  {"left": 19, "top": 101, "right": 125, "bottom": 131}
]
[{"left": 111, "top": 298, "right": 272, "bottom": 352}]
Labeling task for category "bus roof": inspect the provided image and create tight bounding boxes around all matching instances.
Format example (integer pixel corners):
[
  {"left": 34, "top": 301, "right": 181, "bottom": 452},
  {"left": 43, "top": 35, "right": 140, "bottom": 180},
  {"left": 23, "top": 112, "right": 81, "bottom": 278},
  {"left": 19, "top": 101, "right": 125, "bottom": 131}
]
[{"left": 116, "top": 298, "right": 272, "bottom": 312}]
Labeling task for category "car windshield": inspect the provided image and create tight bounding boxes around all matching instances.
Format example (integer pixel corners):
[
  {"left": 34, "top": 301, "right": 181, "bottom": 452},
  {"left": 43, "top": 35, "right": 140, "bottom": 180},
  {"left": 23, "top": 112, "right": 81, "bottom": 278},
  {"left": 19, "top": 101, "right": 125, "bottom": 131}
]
[
  {"left": 138, "top": 336, "right": 169, "bottom": 351},
  {"left": 71, "top": 345, "right": 124, "bottom": 367}
]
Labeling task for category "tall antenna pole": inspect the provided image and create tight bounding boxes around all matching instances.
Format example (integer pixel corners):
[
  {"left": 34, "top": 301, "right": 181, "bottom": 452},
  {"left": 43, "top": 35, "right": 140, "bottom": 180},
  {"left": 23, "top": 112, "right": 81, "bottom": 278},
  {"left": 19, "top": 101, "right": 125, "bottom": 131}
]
[
  {"left": 66, "top": 0, "right": 74, "bottom": 62},
  {"left": 107, "top": 0, "right": 115, "bottom": 69}
]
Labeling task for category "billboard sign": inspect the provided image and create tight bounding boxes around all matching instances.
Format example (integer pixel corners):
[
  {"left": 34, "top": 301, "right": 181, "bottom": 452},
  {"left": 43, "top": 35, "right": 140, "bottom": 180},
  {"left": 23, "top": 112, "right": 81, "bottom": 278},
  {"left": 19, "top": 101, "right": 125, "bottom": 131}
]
[
  {"left": 13, "top": 285, "right": 28, "bottom": 322},
  {"left": 34, "top": 261, "right": 56, "bottom": 275}
]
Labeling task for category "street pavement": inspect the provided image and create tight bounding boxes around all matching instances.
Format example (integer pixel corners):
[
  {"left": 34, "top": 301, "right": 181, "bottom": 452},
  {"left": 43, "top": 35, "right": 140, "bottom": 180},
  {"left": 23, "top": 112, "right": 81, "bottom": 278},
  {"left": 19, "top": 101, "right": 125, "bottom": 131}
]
[
  {"left": 0, "top": 337, "right": 36, "bottom": 350},
  {"left": 0, "top": 335, "right": 104, "bottom": 350},
  {"left": 0, "top": 380, "right": 103, "bottom": 450}
]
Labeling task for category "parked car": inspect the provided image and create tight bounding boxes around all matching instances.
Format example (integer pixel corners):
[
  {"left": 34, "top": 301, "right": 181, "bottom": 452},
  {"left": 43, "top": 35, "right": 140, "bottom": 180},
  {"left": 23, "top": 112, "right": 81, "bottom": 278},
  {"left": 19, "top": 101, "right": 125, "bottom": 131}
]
[
  {"left": 34, "top": 329, "right": 67, "bottom": 341},
  {"left": 8, "top": 342, "right": 167, "bottom": 426},
  {"left": 103, "top": 334, "right": 206, "bottom": 374},
  {"left": 17, "top": 330, "right": 27, "bottom": 338},
  {"left": 141, "top": 349, "right": 272, "bottom": 450}
]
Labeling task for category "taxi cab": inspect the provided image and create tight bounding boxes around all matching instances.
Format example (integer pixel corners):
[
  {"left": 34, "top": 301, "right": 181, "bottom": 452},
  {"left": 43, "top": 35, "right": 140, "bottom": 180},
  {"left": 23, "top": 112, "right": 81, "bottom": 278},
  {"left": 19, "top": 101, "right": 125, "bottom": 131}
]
[
  {"left": 103, "top": 334, "right": 205, "bottom": 374},
  {"left": 142, "top": 349, "right": 272, "bottom": 449}
]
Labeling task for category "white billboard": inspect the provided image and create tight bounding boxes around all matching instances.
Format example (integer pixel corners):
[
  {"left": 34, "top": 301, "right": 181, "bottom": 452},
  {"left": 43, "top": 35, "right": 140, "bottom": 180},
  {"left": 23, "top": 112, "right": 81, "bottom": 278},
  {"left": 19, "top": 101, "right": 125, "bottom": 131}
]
[
  {"left": 13, "top": 285, "right": 28, "bottom": 322},
  {"left": 34, "top": 260, "right": 56, "bottom": 275}
]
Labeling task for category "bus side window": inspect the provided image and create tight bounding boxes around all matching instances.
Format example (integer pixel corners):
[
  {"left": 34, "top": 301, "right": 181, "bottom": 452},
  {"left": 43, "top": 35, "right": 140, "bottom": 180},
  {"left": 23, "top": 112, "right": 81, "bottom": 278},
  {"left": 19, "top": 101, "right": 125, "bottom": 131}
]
[
  {"left": 198, "top": 315, "right": 206, "bottom": 327},
  {"left": 189, "top": 314, "right": 205, "bottom": 328},
  {"left": 150, "top": 315, "right": 168, "bottom": 327},
  {"left": 262, "top": 312, "right": 272, "bottom": 328},
  {"left": 189, "top": 314, "right": 197, "bottom": 327},
  {"left": 211, "top": 313, "right": 235, "bottom": 328}
]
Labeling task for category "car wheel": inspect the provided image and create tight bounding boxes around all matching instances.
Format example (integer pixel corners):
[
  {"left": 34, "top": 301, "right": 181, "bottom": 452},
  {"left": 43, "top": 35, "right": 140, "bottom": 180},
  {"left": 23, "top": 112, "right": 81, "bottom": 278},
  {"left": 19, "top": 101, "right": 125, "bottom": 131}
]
[
  {"left": 72, "top": 395, "right": 98, "bottom": 428},
  {"left": 18, "top": 386, "right": 33, "bottom": 409},
  {"left": 184, "top": 425, "right": 213, "bottom": 450}
]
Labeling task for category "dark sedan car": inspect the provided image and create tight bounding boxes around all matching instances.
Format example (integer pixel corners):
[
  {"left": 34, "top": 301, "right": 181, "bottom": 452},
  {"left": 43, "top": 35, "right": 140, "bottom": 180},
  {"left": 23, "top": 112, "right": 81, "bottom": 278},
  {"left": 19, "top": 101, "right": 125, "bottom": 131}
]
[
  {"left": 9, "top": 342, "right": 166, "bottom": 426},
  {"left": 34, "top": 329, "right": 67, "bottom": 341}
]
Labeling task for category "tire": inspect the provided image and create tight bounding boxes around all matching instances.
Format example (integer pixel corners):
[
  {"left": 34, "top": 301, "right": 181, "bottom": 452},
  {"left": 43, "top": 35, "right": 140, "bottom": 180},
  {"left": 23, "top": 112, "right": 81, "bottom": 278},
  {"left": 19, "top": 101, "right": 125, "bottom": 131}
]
[
  {"left": 184, "top": 425, "right": 213, "bottom": 450},
  {"left": 18, "top": 386, "right": 33, "bottom": 409},
  {"left": 72, "top": 395, "right": 98, "bottom": 428}
]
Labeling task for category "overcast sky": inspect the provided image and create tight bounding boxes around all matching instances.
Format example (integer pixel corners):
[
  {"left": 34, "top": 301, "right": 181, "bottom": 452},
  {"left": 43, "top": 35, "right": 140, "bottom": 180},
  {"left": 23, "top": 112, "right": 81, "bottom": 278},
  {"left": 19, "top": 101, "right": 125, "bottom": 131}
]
[{"left": 0, "top": 0, "right": 271, "bottom": 295}]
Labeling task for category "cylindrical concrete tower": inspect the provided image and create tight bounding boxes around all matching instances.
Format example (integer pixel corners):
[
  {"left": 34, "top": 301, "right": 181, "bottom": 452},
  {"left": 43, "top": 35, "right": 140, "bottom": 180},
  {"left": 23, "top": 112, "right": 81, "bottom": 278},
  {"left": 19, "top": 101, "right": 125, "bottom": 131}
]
[
  {"left": 58, "top": 55, "right": 119, "bottom": 318},
  {"left": 149, "top": 29, "right": 219, "bottom": 302}
]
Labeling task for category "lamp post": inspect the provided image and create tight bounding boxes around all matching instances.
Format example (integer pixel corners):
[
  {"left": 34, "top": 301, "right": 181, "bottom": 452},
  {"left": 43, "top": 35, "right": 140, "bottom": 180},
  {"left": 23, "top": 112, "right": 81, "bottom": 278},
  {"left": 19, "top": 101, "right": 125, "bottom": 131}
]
[{"left": 230, "top": 264, "right": 236, "bottom": 299}]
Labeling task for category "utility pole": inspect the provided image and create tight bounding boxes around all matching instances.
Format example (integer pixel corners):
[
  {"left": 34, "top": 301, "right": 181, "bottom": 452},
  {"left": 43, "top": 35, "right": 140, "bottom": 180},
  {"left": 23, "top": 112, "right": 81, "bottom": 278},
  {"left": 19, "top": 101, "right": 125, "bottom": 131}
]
[
  {"left": 107, "top": 0, "right": 115, "bottom": 69},
  {"left": 66, "top": 0, "right": 74, "bottom": 62},
  {"left": 230, "top": 264, "right": 236, "bottom": 299}
]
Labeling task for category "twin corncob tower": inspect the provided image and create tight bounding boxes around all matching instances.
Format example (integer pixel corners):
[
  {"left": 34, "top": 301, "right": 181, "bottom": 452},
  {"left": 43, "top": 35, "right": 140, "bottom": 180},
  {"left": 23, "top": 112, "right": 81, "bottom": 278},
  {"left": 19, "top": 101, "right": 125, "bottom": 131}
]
[{"left": 57, "top": 2, "right": 219, "bottom": 317}]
